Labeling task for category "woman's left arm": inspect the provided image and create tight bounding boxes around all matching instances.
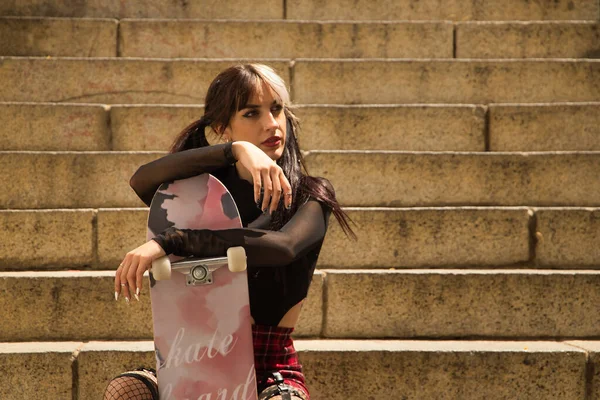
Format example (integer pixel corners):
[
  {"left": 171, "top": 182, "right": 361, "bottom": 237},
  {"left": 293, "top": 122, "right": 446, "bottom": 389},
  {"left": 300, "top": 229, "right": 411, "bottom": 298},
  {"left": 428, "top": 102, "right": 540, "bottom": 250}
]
[{"left": 115, "top": 199, "right": 331, "bottom": 302}]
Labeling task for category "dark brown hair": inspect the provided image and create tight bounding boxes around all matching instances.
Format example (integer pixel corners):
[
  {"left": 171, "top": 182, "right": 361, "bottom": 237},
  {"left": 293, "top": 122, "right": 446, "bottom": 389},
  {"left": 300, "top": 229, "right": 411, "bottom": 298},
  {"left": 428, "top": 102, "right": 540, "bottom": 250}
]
[{"left": 170, "top": 64, "right": 355, "bottom": 238}]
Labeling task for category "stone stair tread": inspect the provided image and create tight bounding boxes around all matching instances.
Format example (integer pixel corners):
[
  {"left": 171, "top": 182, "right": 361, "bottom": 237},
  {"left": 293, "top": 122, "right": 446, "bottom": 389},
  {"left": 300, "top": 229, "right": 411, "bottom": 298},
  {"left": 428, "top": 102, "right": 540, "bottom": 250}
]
[
  {"left": 2, "top": 0, "right": 596, "bottom": 20},
  {"left": 2, "top": 268, "right": 600, "bottom": 341},
  {"left": 3, "top": 101, "right": 600, "bottom": 151},
  {"left": 2, "top": 57, "right": 599, "bottom": 104}
]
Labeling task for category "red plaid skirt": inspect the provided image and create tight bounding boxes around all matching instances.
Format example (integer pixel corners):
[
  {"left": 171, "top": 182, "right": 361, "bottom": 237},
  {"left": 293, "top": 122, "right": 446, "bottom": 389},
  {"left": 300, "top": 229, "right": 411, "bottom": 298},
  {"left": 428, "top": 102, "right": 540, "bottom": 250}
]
[{"left": 252, "top": 324, "right": 310, "bottom": 399}]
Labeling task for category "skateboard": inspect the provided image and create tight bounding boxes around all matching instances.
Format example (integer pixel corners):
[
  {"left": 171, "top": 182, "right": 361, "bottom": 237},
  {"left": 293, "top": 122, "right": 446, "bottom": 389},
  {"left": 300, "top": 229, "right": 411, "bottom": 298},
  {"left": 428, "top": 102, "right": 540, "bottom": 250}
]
[{"left": 146, "top": 173, "right": 257, "bottom": 400}]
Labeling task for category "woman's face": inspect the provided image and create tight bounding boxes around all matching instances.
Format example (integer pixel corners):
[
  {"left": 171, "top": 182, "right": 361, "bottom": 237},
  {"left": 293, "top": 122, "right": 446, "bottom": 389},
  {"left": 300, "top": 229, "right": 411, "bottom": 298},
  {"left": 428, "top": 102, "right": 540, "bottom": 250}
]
[{"left": 223, "top": 81, "right": 287, "bottom": 161}]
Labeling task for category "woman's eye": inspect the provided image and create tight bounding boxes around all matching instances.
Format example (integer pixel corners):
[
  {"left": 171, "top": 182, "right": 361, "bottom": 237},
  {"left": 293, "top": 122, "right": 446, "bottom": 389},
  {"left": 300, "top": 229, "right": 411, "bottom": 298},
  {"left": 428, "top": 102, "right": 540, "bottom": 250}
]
[
  {"left": 243, "top": 110, "right": 257, "bottom": 118},
  {"left": 271, "top": 105, "right": 283, "bottom": 114}
]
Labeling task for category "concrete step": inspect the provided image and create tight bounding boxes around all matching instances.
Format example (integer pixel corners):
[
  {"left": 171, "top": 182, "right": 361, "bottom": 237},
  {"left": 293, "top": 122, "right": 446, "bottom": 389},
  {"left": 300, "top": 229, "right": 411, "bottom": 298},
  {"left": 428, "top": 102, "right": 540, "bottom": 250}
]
[
  {"left": 305, "top": 151, "right": 600, "bottom": 207},
  {"left": 0, "top": 17, "right": 117, "bottom": 57},
  {"left": 1, "top": 207, "right": 598, "bottom": 270},
  {"left": 4, "top": 19, "right": 598, "bottom": 60},
  {"left": 287, "top": 0, "right": 599, "bottom": 21},
  {"left": 0, "top": 270, "right": 323, "bottom": 341},
  {"left": 2, "top": 152, "right": 599, "bottom": 209},
  {"left": 3, "top": 339, "right": 598, "bottom": 399},
  {"left": 0, "top": 0, "right": 283, "bottom": 19},
  {"left": 3, "top": 0, "right": 595, "bottom": 21},
  {"left": 3, "top": 58, "right": 599, "bottom": 104},
  {"left": 4, "top": 102, "right": 600, "bottom": 152},
  {"left": 2, "top": 269, "right": 600, "bottom": 341},
  {"left": 118, "top": 19, "right": 453, "bottom": 59},
  {"left": 456, "top": 21, "right": 600, "bottom": 59}
]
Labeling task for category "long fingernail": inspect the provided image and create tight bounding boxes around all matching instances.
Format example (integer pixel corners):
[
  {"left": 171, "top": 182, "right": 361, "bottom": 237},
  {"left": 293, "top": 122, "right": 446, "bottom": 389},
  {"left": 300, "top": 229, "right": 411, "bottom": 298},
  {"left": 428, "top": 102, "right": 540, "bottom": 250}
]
[
  {"left": 262, "top": 208, "right": 268, "bottom": 214},
  {"left": 125, "top": 297, "right": 130, "bottom": 305},
  {"left": 115, "top": 292, "right": 119, "bottom": 301},
  {"left": 136, "top": 288, "right": 140, "bottom": 296},
  {"left": 256, "top": 200, "right": 262, "bottom": 209},
  {"left": 134, "top": 294, "right": 139, "bottom": 302}
]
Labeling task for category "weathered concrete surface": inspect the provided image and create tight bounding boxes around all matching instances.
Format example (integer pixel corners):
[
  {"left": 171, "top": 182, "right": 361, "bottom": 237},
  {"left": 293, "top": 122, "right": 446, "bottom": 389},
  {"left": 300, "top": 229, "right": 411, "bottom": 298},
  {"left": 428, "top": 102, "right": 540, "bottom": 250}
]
[
  {"left": 0, "top": 102, "right": 110, "bottom": 151},
  {"left": 120, "top": 20, "right": 453, "bottom": 59},
  {"left": 0, "top": 17, "right": 117, "bottom": 57},
  {"left": 0, "top": 210, "right": 94, "bottom": 270},
  {"left": 0, "top": 341, "right": 81, "bottom": 399},
  {"left": 295, "top": 105, "right": 486, "bottom": 151},
  {"left": 111, "top": 105, "right": 203, "bottom": 151},
  {"left": 0, "top": 152, "right": 162, "bottom": 209},
  {"left": 319, "top": 207, "right": 530, "bottom": 268},
  {"left": 0, "top": 58, "right": 290, "bottom": 104},
  {"left": 323, "top": 269, "right": 600, "bottom": 338},
  {"left": 457, "top": 22, "right": 600, "bottom": 59},
  {"left": 305, "top": 151, "right": 600, "bottom": 207},
  {"left": 0, "top": 270, "right": 323, "bottom": 341},
  {"left": 287, "top": 0, "right": 599, "bottom": 21},
  {"left": 292, "top": 60, "right": 600, "bottom": 104},
  {"left": 0, "top": 0, "right": 283, "bottom": 19},
  {"left": 301, "top": 340, "right": 587, "bottom": 400},
  {"left": 535, "top": 208, "right": 600, "bottom": 267},
  {"left": 489, "top": 103, "right": 600, "bottom": 151}
]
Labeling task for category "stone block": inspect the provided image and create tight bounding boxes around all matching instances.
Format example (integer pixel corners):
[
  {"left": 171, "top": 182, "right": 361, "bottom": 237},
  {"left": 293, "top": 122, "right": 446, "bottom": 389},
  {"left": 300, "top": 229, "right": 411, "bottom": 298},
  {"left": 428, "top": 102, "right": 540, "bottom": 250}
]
[
  {"left": 457, "top": 22, "right": 600, "bottom": 59},
  {"left": 111, "top": 105, "right": 203, "bottom": 151},
  {"left": 0, "top": 271, "right": 153, "bottom": 341},
  {"left": 120, "top": 20, "right": 452, "bottom": 59},
  {"left": 77, "top": 341, "right": 155, "bottom": 400},
  {"left": 286, "top": 0, "right": 598, "bottom": 21},
  {"left": 292, "top": 60, "right": 600, "bottom": 104},
  {"left": 0, "top": 17, "right": 117, "bottom": 57},
  {"left": 489, "top": 103, "right": 600, "bottom": 151},
  {"left": 323, "top": 269, "right": 600, "bottom": 338},
  {"left": 0, "top": 342, "right": 80, "bottom": 399},
  {"left": 299, "top": 340, "right": 586, "bottom": 400},
  {"left": 0, "top": 58, "right": 290, "bottom": 104},
  {"left": 305, "top": 151, "right": 600, "bottom": 207},
  {"left": 0, "top": 152, "right": 162, "bottom": 209},
  {"left": 0, "top": 0, "right": 282, "bottom": 19},
  {"left": 565, "top": 341, "right": 600, "bottom": 400},
  {"left": 536, "top": 208, "right": 600, "bottom": 267},
  {"left": 319, "top": 208, "right": 531, "bottom": 268},
  {"left": 295, "top": 105, "right": 486, "bottom": 151},
  {"left": 0, "top": 210, "right": 93, "bottom": 270},
  {"left": 0, "top": 102, "right": 110, "bottom": 151}
]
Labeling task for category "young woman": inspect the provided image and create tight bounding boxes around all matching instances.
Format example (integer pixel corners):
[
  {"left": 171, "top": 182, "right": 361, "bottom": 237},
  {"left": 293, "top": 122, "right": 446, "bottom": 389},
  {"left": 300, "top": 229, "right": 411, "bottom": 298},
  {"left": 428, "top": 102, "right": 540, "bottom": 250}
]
[{"left": 104, "top": 63, "right": 353, "bottom": 400}]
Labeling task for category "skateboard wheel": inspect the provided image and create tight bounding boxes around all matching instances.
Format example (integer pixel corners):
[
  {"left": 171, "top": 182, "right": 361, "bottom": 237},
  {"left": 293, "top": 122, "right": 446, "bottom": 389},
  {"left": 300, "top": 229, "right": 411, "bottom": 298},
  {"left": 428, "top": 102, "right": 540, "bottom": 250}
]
[
  {"left": 227, "top": 247, "right": 247, "bottom": 272},
  {"left": 151, "top": 256, "right": 172, "bottom": 280}
]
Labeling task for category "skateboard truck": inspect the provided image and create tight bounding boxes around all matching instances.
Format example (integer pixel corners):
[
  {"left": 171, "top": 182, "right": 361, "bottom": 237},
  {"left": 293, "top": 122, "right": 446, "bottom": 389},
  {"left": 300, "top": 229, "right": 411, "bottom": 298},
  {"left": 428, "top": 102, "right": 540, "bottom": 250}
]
[{"left": 151, "top": 247, "right": 247, "bottom": 286}]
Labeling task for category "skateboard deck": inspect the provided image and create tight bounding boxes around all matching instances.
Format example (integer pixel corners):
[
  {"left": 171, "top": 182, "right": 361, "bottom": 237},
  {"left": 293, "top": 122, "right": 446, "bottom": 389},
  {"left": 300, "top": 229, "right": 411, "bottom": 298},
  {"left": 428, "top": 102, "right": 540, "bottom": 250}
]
[{"left": 146, "top": 173, "right": 257, "bottom": 400}]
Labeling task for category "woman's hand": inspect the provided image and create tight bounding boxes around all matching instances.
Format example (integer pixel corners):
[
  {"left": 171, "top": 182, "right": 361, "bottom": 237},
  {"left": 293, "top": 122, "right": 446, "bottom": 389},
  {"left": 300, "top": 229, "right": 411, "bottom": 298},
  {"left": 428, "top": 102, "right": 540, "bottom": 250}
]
[
  {"left": 232, "top": 141, "right": 293, "bottom": 214},
  {"left": 115, "top": 240, "right": 166, "bottom": 303}
]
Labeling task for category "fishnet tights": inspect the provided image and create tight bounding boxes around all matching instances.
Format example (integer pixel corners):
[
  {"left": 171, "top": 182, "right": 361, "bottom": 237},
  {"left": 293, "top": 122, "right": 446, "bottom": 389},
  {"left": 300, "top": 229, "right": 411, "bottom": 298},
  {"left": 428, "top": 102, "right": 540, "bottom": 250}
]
[{"left": 103, "top": 370, "right": 158, "bottom": 400}]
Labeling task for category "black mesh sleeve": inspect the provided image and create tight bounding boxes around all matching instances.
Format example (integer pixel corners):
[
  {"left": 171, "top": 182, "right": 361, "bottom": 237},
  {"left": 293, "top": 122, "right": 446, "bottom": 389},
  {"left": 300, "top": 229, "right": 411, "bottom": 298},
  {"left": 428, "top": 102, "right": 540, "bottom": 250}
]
[
  {"left": 130, "top": 142, "right": 236, "bottom": 206},
  {"left": 151, "top": 199, "right": 331, "bottom": 267}
]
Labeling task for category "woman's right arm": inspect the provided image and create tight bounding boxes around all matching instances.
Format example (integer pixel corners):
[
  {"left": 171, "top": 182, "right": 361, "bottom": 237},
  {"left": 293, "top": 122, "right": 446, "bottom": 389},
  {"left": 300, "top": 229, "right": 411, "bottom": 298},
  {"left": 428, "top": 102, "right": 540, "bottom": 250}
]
[
  {"left": 130, "top": 143, "right": 237, "bottom": 206},
  {"left": 130, "top": 141, "right": 292, "bottom": 211}
]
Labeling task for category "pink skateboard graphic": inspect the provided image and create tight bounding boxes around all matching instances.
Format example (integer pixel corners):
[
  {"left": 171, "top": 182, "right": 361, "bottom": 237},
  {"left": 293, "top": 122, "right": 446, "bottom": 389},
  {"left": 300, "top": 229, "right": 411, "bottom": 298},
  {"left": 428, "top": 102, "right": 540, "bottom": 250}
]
[{"left": 146, "top": 174, "right": 257, "bottom": 400}]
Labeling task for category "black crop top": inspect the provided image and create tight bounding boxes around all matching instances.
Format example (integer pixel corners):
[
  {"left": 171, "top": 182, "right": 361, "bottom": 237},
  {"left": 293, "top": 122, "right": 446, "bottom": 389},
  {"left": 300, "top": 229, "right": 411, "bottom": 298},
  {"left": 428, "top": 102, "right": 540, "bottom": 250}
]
[{"left": 129, "top": 143, "right": 332, "bottom": 326}]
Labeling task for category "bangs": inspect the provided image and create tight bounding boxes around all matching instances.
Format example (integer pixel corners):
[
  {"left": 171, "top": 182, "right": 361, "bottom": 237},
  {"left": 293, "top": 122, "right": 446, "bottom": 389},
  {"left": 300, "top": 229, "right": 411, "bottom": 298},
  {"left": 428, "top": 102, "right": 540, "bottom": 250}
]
[{"left": 235, "top": 64, "right": 289, "bottom": 111}]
